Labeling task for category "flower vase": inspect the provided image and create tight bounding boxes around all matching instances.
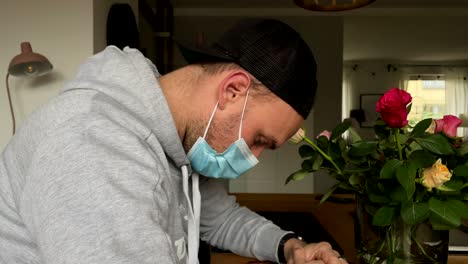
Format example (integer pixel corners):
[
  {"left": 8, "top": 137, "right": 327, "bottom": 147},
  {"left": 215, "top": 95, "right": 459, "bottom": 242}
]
[{"left": 355, "top": 198, "right": 449, "bottom": 264}]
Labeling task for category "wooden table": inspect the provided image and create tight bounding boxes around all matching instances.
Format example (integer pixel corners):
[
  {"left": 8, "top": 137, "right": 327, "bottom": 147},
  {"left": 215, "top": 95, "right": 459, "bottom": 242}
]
[
  {"left": 211, "top": 253, "right": 468, "bottom": 264},
  {"left": 210, "top": 193, "right": 467, "bottom": 264}
]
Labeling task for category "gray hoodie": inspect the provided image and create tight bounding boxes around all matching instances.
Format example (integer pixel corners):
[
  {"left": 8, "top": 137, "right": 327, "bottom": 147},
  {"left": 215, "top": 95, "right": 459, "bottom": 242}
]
[{"left": 0, "top": 46, "right": 288, "bottom": 264}]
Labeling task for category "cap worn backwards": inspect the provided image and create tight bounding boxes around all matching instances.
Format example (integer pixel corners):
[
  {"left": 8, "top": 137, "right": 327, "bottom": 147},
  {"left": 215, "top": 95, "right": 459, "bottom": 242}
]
[{"left": 177, "top": 18, "right": 318, "bottom": 119}]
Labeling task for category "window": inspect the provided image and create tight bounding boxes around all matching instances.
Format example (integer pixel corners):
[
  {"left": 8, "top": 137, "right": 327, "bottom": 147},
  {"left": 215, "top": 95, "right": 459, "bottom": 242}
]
[{"left": 406, "top": 75, "right": 446, "bottom": 126}]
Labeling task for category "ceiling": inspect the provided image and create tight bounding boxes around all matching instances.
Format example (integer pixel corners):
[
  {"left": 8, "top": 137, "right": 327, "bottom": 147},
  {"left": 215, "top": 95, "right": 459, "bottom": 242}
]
[
  {"left": 166, "top": 0, "right": 468, "bottom": 62},
  {"left": 171, "top": 0, "right": 468, "bottom": 9}
]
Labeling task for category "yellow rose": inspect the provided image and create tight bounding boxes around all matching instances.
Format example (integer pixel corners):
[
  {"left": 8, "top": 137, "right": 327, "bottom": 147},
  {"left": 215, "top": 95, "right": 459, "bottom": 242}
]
[
  {"left": 421, "top": 159, "right": 452, "bottom": 190},
  {"left": 289, "top": 128, "right": 305, "bottom": 144}
]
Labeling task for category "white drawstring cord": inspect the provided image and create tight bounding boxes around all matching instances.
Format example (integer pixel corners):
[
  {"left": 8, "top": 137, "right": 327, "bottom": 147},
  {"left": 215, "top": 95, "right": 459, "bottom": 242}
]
[{"left": 182, "top": 165, "right": 200, "bottom": 264}]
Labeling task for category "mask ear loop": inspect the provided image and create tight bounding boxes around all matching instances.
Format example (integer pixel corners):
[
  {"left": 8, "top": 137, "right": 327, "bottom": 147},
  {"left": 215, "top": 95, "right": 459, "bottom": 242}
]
[
  {"left": 202, "top": 101, "right": 219, "bottom": 139},
  {"left": 204, "top": 89, "right": 250, "bottom": 140},
  {"left": 238, "top": 89, "right": 250, "bottom": 139}
]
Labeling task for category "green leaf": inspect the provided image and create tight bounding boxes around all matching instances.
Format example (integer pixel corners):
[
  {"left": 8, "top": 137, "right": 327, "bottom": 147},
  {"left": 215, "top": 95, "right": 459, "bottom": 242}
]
[
  {"left": 337, "top": 181, "right": 354, "bottom": 191},
  {"left": 330, "top": 121, "right": 351, "bottom": 141},
  {"left": 349, "top": 173, "right": 363, "bottom": 187},
  {"left": 428, "top": 198, "right": 463, "bottom": 227},
  {"left": 299, "top": 145, "right": 316, "bottom": 158},
  {"left": 312, "top": 155, "right": 323, "bottom": 171},
  {"left": 408, "top": 150, "right": 435, "bottom": 169},
  {"left": 337, "top": 138, "right": 347, "bottom": 152},
  {"left": 457, "top": 141, "right": 468, "bottom": 156},
  {"left": 348, "top": 127, "right": 362, "bottom": 143},
  {"left": 461, "top": 203, "right": 468, "bottom": 219},
  {"left": 368, "top": 192, "right": 391, "bottom": 204},
  {"left": 415, "top": 187, "right": 428, "bottom": 201},
  {"left": 461, "top": 182, "right": 468, "bottom": 191},
  {"left": 285, "top": 169, "right": 310, "bottom": 184},
  {"left": 437, "top": 184, "right": 456, "bottom": 192},
  {"left": 390, "top": 186, "right": 408, "bottom": 202},
  {"left": 453, "top": 165, "right": 468, "bottom": 178},
  {"left": 443, "top": 179, "right": 463, "bottom": 191},
  {"left": 397, "top": 133, "right": 409, "bottom": 145},
  {"left": 375, "top": 119, "right": 386, "bottom": 126},
  {"left": 396, "top": 164, "right": 416, "bottom": 199},
  {"left": 407, "top": 103, "right": 413, "bottom": 115},
  {"left": 401, "top": 201, "right": 430, "bottom": 225},
  {"left": 414, "top": 134, "right": 455, "bottom": 155},
  {"left": 319, "top": 183, "right": 341, "bottom": 204},
  {"left": 410, "top": 118, "right": 433, "bottom": 137},
  {"left": 430, "top": 218, "right": 456, "bottom": 230},
  {"left": 407, "top": 141, "right": 423, "bottom": 155},
  {"left": 301, "top": 159, "right": 313, "bottom": 171},
  {"left": 364, "top": 205, "right": 380, "bottom": 218},
  {"left": 374, "top": 122, "right": 391, "bottom": 139},
  {"left": 316, "top": 136, "right": 329, "bottom": 152},
  {"left": 380, "top": 159, "right": 403, "bottom": 179},
  {"left": 348, "top": 141, "right": 378, "bottom": 157},
  {"left": 372, "top": 206, "right": 397, "bottom": 226},
  {"left": 366, "top": 180, "right": 384, "bottom": 196},
  {"left": 329, "top": 142, "right": 343, "bottom": 161}
]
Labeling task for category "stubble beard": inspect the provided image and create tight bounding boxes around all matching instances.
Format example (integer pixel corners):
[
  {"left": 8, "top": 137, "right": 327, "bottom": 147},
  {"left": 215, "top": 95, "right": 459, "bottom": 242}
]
[{"left": 183, "top": 113, "right": 239, "bottom": 154}]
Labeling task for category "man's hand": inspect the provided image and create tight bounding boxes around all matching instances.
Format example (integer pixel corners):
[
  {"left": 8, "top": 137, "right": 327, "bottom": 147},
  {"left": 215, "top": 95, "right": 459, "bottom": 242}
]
[{"left": 283, "top": 238, "right": 348, "bottom": 264}]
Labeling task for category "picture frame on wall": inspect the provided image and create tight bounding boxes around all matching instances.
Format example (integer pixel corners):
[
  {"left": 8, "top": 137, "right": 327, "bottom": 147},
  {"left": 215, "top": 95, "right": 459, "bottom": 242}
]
[{"left": 359, "top": 94, "right": 383, "bottom": 128}]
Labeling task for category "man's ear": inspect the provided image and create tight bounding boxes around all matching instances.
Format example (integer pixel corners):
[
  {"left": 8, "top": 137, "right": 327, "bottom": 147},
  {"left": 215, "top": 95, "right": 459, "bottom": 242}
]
[{"left": 217, "top": 70, "right": 251, "bottom": 110}]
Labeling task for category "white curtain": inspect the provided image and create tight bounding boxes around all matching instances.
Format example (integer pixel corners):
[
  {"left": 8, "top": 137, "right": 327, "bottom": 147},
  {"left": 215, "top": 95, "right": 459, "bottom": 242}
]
[
  {"left": 342, "top": 65, "right": 355, "bottom": 121},
  {"left": 342, "top": 63, "right": 468, "bottom": 138},
  {"left": 398, "top": 72, "right": 410, "bottom": 92},
  {"left": 342, "top": 63, "right": 409, "bottom": 120},
  {"left": 342, "top": 63, "right": 409, "bottom": 139},
  {"left": 445, "top": 68, "right": 468, "bottom": 138}
]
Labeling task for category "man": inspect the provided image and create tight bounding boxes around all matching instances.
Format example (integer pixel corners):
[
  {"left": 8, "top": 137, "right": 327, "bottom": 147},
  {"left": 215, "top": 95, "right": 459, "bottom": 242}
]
[{"left": 0, "top": 18, "right": 346, "bottom": 264}]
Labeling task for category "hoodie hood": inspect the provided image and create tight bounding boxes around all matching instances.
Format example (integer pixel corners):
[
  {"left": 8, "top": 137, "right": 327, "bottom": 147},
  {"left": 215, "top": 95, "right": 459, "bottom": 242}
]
[{"left": 62, "top": 46, "right": 189, "bottom": 168}]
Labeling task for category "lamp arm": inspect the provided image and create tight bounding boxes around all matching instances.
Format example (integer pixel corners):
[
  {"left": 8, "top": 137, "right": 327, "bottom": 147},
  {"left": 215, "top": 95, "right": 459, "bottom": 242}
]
[{"left": 5, "top": 73, "right": 16, "bottom": 135}]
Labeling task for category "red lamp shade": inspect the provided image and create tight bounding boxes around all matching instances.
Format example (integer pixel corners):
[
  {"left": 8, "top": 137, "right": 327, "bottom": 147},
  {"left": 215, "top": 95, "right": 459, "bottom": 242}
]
[{"left": 8, "top": 42, "right": 53, "bottom": 77}]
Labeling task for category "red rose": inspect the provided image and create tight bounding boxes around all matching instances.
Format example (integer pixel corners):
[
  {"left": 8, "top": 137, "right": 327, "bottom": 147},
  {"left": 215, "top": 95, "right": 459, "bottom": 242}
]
[
  {"left": 376, "top": 88, "right": 412, "bottom": 128},
  {"left": 434, "top": 115, "right": 462, "bottom": 138}
]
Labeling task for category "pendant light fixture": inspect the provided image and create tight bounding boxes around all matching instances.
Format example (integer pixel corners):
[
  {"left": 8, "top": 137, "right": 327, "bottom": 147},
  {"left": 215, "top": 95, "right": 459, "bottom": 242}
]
[{"left": 294, "top": 0, "right": 376, "bottom": 12}]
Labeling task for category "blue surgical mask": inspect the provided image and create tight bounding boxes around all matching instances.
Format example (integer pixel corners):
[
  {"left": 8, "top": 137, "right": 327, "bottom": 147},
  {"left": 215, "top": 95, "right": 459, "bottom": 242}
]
[{"left": 187, "top": 91, "right": 259, "bottom": 179}]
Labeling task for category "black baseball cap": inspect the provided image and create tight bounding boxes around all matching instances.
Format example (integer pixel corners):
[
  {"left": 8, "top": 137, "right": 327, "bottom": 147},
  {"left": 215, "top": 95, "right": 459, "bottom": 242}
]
[{"left": 177, "top": 18, "right": 318, "bottom": 119}]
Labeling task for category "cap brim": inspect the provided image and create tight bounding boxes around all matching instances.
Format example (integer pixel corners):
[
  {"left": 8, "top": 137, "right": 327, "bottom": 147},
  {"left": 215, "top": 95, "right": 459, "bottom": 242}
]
[{"left": 176, "top": 40, "right": 235, "bottom": 64}]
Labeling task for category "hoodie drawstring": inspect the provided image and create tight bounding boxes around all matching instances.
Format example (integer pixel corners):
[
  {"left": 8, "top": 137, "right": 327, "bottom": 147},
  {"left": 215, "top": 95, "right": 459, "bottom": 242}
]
[{"left": 182, "top": 165, "right": 200, "bottom": 264}]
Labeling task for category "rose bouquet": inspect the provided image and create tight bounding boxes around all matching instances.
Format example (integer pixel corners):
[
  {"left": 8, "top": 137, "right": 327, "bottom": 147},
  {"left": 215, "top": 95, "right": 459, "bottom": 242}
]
[{"left": 288, "top": 88, "right": 468, "bottom": 263}]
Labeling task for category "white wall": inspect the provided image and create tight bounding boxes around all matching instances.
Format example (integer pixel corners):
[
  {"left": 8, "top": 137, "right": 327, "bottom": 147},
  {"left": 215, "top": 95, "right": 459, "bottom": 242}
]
[
  {"left": 0, "top": 0, "right": 94, "bottom": 150},
  {"left": 173, "top": 15, "right": 343, "bottom": 193},
  {"left": 0, "top": 0, "right": 138, "bottom": 150}
]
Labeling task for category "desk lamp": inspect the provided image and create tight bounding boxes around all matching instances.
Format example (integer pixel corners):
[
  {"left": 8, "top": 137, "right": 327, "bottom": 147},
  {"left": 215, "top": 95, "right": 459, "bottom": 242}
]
[{"left": 6, "top": 42, "right": 53, "bottom": 134}]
